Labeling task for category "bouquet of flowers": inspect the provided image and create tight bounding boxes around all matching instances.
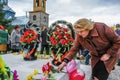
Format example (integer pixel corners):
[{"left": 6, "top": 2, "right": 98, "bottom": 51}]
[
  {"left": 20, "top": 30, "right": 38, "bottom": 45},
  {"left": 42, "top": 62, "right": 58, "bottom": 80},
  {"left": 26, "top": 69, "right": 39, "bottom": 80},
  {"left": 48, "top": 25, "right": 74, "bottom": 66},
  {"left": 0, "top": 55, "right": 19, "bottom": 80}
]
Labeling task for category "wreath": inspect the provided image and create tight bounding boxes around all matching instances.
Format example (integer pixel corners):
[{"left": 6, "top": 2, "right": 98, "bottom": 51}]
[
  {"left": 48, "top": 20, "right": 75, "bottom": 66},
  {"left": 20, "top": 29, "right": 38, "bottom": 60}
]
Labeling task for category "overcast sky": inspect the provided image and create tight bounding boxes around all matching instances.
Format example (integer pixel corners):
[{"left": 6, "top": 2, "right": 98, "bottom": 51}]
[{"left": 9, "top": 0, "right": 120, "bottom": 26}]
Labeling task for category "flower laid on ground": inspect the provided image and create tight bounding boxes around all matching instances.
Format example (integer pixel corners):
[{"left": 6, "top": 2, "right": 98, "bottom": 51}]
[
  {"left": 42, "top": 62, "right": 51, "bottom": 74},
  {"left": 26, "top": 62, "right": 57, "bottom": 80},
  {"left": 26, "top": 69, "right": 39, "bottom": 80},
  {"left": 42, "top": 62, "right": 58, "bottom": 80},
  {"left": 33, "top": 69, "right": 39, "bottom": 75},
  {"left": 26, "top": 74, "right": 33, "bottom": 80},
  {"left": 20, "top": 30, "right": 38, "bottom": 44},
  {"left": 0, "top": 55, "right": 17, "bottom": 80},
  {"left": 48, "top": 26, "right": 74, "bottom": 65},
  {"left": 13, "top": 70, "right": 19, "bottom": 80}
]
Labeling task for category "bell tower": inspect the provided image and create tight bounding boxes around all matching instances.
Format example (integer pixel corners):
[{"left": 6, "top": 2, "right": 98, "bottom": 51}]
[
  {"left": 29, "top": 0, "right": 49, "bottom": 28},
  {"left": 33, "top": 0, "right": 46, "bottom": 12}
]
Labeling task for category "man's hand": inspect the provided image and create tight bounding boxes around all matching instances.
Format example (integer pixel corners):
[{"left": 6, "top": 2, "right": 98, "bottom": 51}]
[
  {"left": 79, "top": 55, "right": 85, "bottom": 60},
  {"left": 58, "top": 62, "right": 67, "bottom": 71},
  {"left": 100, "top": 54, "right": 111, "bottom": 61}
]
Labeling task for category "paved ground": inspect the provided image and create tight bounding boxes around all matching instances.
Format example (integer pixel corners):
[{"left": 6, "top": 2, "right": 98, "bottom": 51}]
[{"left": 1, "top": 54, "right": 120, "bottom": 80}]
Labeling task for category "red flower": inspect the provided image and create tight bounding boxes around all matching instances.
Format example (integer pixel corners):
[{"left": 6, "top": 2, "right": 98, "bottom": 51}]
[
  {"left": 64, "top": 33, "right": 70, "bottom": 37},
  {"left": 63, "top": 28, "right": 68, "bottom": 32},
  {"left": 20, "top": 35, "right": 27, "bottom": 42},
  {"left": 42, "top": 62, "right": 51, "bottom": 74},
  {"left": 52, "top": 39, "right": 58, "bottom": 45},
  {"left": 50, "top": 36, "right": 55, "bottom": 41},
  {"left": 58, "top": 34, "right": 62, "bottom": 39},
  {"left": 55, "top": 31, "right": 60, "bottom": 35},
  {"left": 60, "top": 39, "right": 66, "bottom": 45},
  {"left": 64, "top": 40, "right": 69, "bottom": 44}
]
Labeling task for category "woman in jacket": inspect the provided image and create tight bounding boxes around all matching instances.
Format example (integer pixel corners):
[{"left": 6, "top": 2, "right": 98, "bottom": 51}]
[
  {"left": 58, "top": 18, "right": 120, "bottom": 80},
  {"left": 11, "top": 25, "right": 21, "bottom": 53}
]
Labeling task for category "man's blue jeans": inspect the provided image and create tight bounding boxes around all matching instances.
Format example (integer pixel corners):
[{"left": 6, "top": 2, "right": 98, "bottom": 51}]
[{"left": 85, "top": 54, "right": 90, "bottom": 64}]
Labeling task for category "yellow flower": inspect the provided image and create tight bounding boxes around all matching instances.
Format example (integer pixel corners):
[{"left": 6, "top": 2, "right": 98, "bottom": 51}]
[
  {"left": 0, "top": 55, "right": 7, "bottom": 75},
  {"left": 33, "top": 69, "right": 38, "bottom": 75},
  {"left": 26, "top": 74, "right": 33, "bottom": 80}
]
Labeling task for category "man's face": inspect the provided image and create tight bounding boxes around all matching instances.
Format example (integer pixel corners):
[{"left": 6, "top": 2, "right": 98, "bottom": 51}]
[{"left": 75, "top": 28, "right": 89, "bottom": 38}]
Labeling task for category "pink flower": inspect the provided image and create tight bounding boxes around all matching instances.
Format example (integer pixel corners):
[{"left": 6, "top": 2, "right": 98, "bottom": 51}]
[{"left": 41, "top": 76, "right": 46, "bottom": 80}]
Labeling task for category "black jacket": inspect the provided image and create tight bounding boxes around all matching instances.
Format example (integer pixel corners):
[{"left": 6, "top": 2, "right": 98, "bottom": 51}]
[{"left": 41, "top": 29, "right": 49, "bottom": 45}]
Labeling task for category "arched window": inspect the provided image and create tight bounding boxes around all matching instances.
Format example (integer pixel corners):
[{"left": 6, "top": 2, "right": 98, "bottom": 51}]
[
  {"left": 42, "top": 1, "right": 45, "bottom": 7},
  {"left": 36, "top": 0, "right": 39, "bottom": 7},
  {"left": 33, "top": 15, "right": 36, "bottom": 20},
  {"left": 43, "top": 16, "right": 46, "bottom": 22}
]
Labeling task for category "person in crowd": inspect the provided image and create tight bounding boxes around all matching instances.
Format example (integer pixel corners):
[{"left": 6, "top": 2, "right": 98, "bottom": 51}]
[
  {"left": 6, "top": 30, "right": 11, "bottom": 51},
  {"left": 11, "top": 25, "right": 21, "bottom": 53},
  {"left": 40, "top": 27, "right": 49, "bottom": 55},
  {"left": 80, "top": 47, "right": 90, "bottom": 65},
  {"left": 58, "top": 18, "right": 120, "bottom": 80},
  {"left": 115, "top": 24, "right": 120, "bottom": 66}
]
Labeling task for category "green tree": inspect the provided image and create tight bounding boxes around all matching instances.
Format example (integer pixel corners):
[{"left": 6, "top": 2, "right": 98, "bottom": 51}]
[{"left": 0, "top": 4, "right": 14, "bottom": 33}]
